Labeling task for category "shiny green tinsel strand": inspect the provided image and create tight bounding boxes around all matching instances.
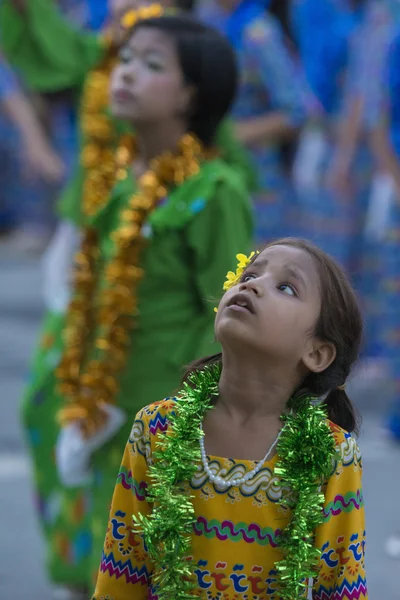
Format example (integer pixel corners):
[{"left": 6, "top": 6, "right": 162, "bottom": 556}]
[
  {"left": 274, "top": 393, "right": 336, "bottom": 599},
  {"left": 133, "top": 364, "right": 221, "bottom": 600}
]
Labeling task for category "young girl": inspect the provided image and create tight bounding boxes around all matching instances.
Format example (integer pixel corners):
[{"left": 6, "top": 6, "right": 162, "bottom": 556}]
[
  {"left": 93, "top": 238, "right": 367, "bottom": 599},
  {"left": 39, "top": 13, "right": 254, "bottom": 593}
]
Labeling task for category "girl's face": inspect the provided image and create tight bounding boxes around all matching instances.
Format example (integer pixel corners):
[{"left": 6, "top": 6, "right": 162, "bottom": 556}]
[
  {"left": 110, "top": 27, "right": 192, "bottom": 125},
  {"left": 215, "top": 245, "right": 332, "bottom": 370}
]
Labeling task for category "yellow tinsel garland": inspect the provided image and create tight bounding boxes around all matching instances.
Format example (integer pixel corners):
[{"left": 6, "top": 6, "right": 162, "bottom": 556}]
[
  {"left": 57, "top": 133, "right": 208, "bottom": 436},
  {"left": 80, "top": 45, "right": 120, "bottom": 218}
]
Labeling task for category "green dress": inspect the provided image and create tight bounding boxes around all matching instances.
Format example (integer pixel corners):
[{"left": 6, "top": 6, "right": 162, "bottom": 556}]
[
  {"left": 0, "top": 0, "right": 255, "bottom": 587},
  {"left": 28, "top": 159, "right": 254, "bottom": 586}
]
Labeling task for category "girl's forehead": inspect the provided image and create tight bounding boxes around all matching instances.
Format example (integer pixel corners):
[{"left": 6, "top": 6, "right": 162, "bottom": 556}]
[
  {"left": 128, "top": 27, "right": 176, "bottom": 56},
  {"left": 254, "top": 245, "right": 320, "bottom": 280},
  {"left": 255, "top": 244, "right": 310, "bottom": 264}
]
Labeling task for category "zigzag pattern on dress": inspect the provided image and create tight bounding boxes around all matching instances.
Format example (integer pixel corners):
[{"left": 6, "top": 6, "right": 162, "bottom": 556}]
[
  {"left": 148, "top": 411, "right": 169, "bottom": 436},
  {"left": 313, "top": 574, "right": 368, "bottom": 600},
  {"left": 100, "top": 550, "right": 150, "bottom": 585}
]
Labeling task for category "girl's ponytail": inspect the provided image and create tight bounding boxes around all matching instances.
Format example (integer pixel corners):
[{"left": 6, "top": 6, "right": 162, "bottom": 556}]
[{"left": 324, "top": 388, "right": 360, "bottom": 435}]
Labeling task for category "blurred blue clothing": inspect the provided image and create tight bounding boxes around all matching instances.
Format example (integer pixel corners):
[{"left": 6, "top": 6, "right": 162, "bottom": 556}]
[
  {"left": 86, "top": 0, "right": 109, "bottom": 31},
  {"left": 58, "top": 0, "right": 109, "bottom": 31},
  {"left": 203, "top": 2, "right": 306, "bottom": 242},
  {"left": 290, "top": 0, "right": 364, "bottom": 115}
]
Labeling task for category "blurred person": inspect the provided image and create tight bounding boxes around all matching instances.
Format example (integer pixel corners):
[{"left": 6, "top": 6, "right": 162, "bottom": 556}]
[
  {"left": 0, "top": 54, "right": 64, "bottom": 244},
  {"left": 55, "top": 10, "right": 253, "bottom": 592},
  {"left": 369, "top": 27, "right": 400, "bottom": 442},
  {"left": 291, "top": 0, "right": 369, "bottom": 270},
  {"left": 325, "top": 0, "right": 400, "bottom": 374},
  {"left": 202, "top": 0, "right": 305, "bottom": 244},
  {"left": 368, "top": 21, "right": 400, "bottom": 560},
  {"left": 0, "top": 1, "right": 255, "bottom": 597}
]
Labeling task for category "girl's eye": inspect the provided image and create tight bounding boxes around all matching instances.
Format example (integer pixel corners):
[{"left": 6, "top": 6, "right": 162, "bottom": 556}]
[
  {"left": 145, "top": 59, "right": 164, "bottom": 72},
  {"left": 119, "top": 47, "right": 133, "bottom": 63},
  {"left": 278, "top": 283, "right": 297, "bottom": 297},
  {"left": 241, "top": 273, "right": 256, "bottom": 283}
]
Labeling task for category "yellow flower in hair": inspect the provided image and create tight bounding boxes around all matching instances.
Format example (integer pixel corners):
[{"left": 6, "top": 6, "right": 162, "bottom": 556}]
[
  {"left": 222, "top": 252, "right": 257, "bottom": 291},
  {"left": 121, "top": 4, "right": 163, "bottom": 29},
  {"left": 121, "top": 9, "right": 138, "bottom": 29},
  {"left": 214, "top": 251, "right": 258, "bottom": 312}
]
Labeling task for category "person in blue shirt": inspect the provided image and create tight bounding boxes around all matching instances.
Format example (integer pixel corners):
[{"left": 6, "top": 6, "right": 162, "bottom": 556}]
[
  {"left": 292, "top": 0, "right": 369, "bottom": 271},
  {"left": 326, "top": 0, "right": 400, "bottom": 374},
  {"left": 0, "top": 54, "right": 63, "bottom": 236},
  {"left": 202, "top": 0, "right": 306, "bottom": 243}
]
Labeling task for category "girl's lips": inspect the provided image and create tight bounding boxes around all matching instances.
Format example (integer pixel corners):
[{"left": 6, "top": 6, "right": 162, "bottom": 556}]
[
  {"left": 113, "top": 88, "right": 135, "bottom": 102},
  {"left": 227, "top": 292, "right": 255, "bottom": 314},
  {"left": 227, "top": 304, "right": 252, "bottom": 314}
]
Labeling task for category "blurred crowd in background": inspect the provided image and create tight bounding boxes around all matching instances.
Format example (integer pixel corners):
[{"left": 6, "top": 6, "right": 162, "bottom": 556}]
[
  {"left": 3, "top": 0, "right": 400, "bottom": 425},
  {"left": 2, "top": 0, "right": 400, "bottom": 579}
]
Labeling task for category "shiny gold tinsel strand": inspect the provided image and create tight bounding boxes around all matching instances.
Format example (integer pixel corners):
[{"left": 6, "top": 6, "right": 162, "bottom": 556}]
[
  {"left": 57, "top": 133, "right": 207, "bottom": 436},
  {"left": 80, "top": 44, "right": 120, "bottom": 218}
]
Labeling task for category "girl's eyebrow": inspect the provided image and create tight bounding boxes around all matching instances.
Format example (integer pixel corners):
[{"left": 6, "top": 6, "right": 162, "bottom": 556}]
[
  {"left": 249, "top": 259, "right": 307, "bottom": 288},
  {"left": 250, "top": 257, "right": 268, "bottom": 268},
  {"left": 283, "top": 266, "right": 307, "bottom": 288}
]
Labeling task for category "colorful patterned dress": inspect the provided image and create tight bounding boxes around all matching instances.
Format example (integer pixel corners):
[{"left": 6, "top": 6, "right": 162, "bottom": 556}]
[{"left": 93, "top": 399, "right": 368, "bottom": 599}]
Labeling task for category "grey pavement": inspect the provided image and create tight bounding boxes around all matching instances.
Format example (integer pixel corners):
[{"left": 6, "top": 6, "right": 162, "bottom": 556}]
[{"left": 0, "top": 251, "right": 399, "bottom": 599}]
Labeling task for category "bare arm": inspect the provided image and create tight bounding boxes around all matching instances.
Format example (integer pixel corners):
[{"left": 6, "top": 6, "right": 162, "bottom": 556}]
[
  {"left": 1, "top": 91, "right": 64, "bottom": 182},
  {"left": 236, "top": 17, "right": 304, "bottom": 149},
  {"left": 235, "top": 112, "right": 298, "bottom": 147},
  {"left": 325, "top": 95, "right": 363, "bottom": 198}
]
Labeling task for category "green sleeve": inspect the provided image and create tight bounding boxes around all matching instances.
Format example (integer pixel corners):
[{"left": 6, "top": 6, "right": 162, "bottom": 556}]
[
  {"left": 215, "top": 120, "right": 258, "bottom": 193},
  {"left": 0, "top": 0, "right": 104, "bottom": 91},
  {"left": 185, "top": 177, "right": 254, "bottom": 357}
]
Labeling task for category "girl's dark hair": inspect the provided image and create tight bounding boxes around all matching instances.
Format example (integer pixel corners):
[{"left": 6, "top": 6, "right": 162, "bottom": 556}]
[
  {"left": 131, "top": 15, "right": 238, "bottom": 147},
  {"left": 184, "top": 238, "right": 363, "bottom": 434}
]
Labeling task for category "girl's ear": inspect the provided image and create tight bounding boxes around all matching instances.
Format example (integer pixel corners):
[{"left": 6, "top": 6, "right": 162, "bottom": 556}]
[{"left": 301, "top": 339, "right": 336, "bottom": 374}]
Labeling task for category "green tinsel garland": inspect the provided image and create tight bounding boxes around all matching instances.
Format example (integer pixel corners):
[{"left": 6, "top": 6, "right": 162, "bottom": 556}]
[
  {"left": 274, "top": 393, "right": 337, "bottom": 598},
  {"left": 133, "top": 364, "right": 220, "bottom": 599},
  {"left": 133, "top": 366, "right": 337, "bottom": 600}
]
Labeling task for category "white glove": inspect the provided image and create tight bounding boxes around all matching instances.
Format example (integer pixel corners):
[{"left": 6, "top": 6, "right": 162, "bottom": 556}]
[{"left": 56, "top": 403, "right": 127, "bottom": 487}]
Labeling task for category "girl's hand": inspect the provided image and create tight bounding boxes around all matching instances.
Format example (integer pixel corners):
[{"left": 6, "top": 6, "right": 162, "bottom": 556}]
[
  {"left": 325, "top": 159, "right": 354, "bottom": 202},
  {"left": 23, "top": 136, "right": 65, "bottom": 183}
]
